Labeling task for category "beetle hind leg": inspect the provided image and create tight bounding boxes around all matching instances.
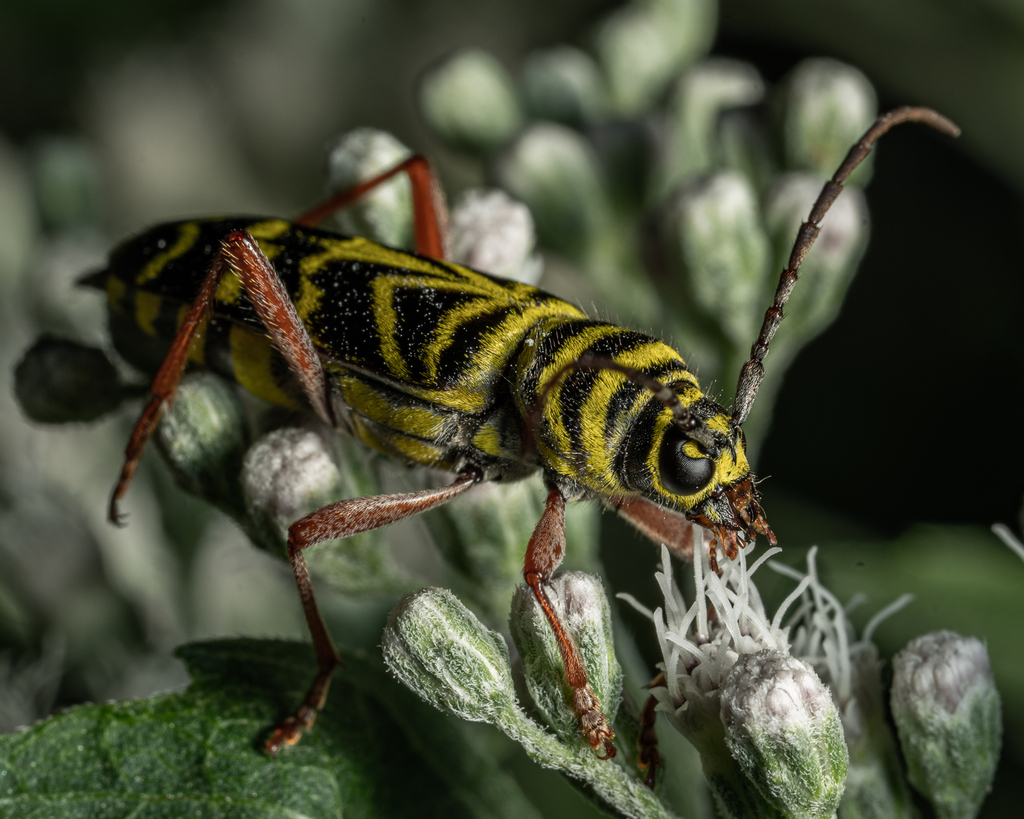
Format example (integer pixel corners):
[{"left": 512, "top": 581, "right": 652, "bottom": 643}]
[{"left": 109, "top": 230, "right": 333, "bottom": 523}]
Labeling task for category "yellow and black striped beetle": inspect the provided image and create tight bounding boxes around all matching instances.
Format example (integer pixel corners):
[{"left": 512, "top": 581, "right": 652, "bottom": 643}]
[{"left": 91, "top": 108, "right": 957, "bottom": 764}]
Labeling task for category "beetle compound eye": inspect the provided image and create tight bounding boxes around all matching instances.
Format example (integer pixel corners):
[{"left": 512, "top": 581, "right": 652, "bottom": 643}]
[{"left": 658, "top": 426, "right": 716, "bottom": 497}]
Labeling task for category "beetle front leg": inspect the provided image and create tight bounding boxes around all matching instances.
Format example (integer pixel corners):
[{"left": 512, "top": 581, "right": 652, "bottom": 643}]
[
  {"left": 610, "top": 496, "right": 698, "bottom": 562},
  {"left": 524, "top": 486, "right": 617, "bottom": 759}
]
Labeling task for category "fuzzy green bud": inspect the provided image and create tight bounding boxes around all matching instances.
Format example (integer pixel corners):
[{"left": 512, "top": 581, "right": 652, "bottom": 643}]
[
  {"left": 659, "top": 58, "right": 764, "bottom": 195},
  {"left": 387, "top": 585, "right": 674, "bottom": 819},
  {"left": 241, "top": 426, "right": 342, "bottom": 551},
  {"left": 14, "top": 337, "right": 128, "bottom": 424},
  {"left": 509, "top": 572, "right": 621, "bottom": 746},
  {"left": 326, "top": 128, "right": 413, "bottom": 249},
  {"left": 778, "top": 59, "right": 877, "bottom": 181},
  {"left": 383, "top": 587, "right": 519, "bottom": 724},
  {"left": 496, "top": 123, "right": 611, "bottom": 259},
  {"left": 156, "top": 372, "right": 249, "bottom": 517},
  {"left": 31, "top": 136, "right": 103, "bottom": 231},
  {"left": 836, "top": 648, "right": 916, "bottom": 819},
  {"left": 448, "top": 188, "right": 541, "bottom": 285},
  {"left": 240, "top": 426, "right": 405, "bottom": 594},
  {"left": 717, "top": 108, "right": 776, "bottom": 196},
  {"left": 721, "top": 651, "right": 848, "bottom": 819},
  {"left": 662, "top": 170, "right": 770, "bottom": 348},
  {"left": 420, "top": 49, "right": 522, "bottom": 155},
  {"left": 0, "top": 137, "right": 38, "bottom": 288},
  {"left": 593, "top": 0, "right": 717, "bottom": 117},
  {"left": 521, "top": 46, "right": 607, "bottom": 127},
  {"left": 891, "top": 631, "right": 1001, "bottom": 819}
]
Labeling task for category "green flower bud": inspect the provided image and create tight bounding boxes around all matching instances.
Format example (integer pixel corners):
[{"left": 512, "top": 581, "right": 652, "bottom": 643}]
[
  {"left": 717, "top": 108, "right": 776, "bottom": 196},
  {"left": 326, "top": 128, "right": 413, "bottom": 249},
  {"left": 763, "top": 172, "right": 868, "bottom": 345},
  {"left": 659, "top": 58, "right": 764, "bottom": 195},
  {"left": 31, "top": 136, "right": 103, "bottom": 231},
  {"left": 521, "top": 46, "right": 607, "bottom": 128},
  {"left": 778, "top": 59, "right": 877, "bottom": 181},
  {"left": 891, "top": 631, "right": 1002, "bottom": 819},
  {"left": 721, "top": 650, "right": 848, "bottom": 819},
  {"left": 156, "top": 372, "right": 249, "bottom": 517},
  {"left": 422, "top": 477, "right": 544, "bottom": 623},
  {"left": 448, "top": 188, "right": 541, "bottom": 284},
  {"left": 0, "top": 137, "right": 38, "bottom": 288},
  {"left": 509, "top": 572, "right": 622, "bottom": 747},
  {"left": 241, "top": 426, "right": 342, "bottom": 554},
  {"left": 593, "top": 0, "right": 717, "bottom": 117},
  {"left": 837, "top": 648, "right": 915, "bottom": 819},
  {"left": 496, "top": 123, "right": 611, "bottom": 259},
  {"left": 420, "top": 49, "right": 522, "bottom": 155},
  {"left": 240, "top": 426, "right": 405, "bottom": 594},
  {"left": 385, "top": 587, "right": 674, "bottom": 819},
  {"left": 14, "top": 336, "right": 130, "bottom": 424},
  {"left": 661, "top": 170, "right": 770, "bottom": 348},
  {"left": 383, "top": 587, "right": 519, "bottom": 724}
]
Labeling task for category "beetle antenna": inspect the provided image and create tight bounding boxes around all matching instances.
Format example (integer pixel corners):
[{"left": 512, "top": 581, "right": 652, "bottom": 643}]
[{"left": 731, "top": 106, "right": 960, "bottom": 426}]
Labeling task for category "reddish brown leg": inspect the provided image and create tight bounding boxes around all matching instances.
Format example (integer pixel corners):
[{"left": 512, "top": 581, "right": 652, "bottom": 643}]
[
  {"left": 525, "top": 486, "right": 616, "bottom": 759},
  {"left": 612, "top": 495, "right": 730, "bottom": 573},
  {"left": 111, "top": 156, "right": 449, "bottom": 520},
  {"left": 265, "top": 467, "right": 482, "bottom": 755},
  {"left": 109, "top": 231, "right": 332, "bottom": 523},
  {"left": 294, "top": 154, "right": 448, "bottom": 259},
  {"left": 638, "top": 671, "right": 666, "bottom": 789},
  {"left": 610, "top": 496, "right": 698, "bottom": 563}
]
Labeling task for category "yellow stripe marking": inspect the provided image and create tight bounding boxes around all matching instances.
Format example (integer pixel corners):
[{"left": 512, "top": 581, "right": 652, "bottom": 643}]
[
  {"left": 247, "top": 219, "right": 291, "bottom": 241},
  {"left": 472, "top": 421, "right": 505, "bottom": 458},
  {"left": 106, "top": 275, "right": 127, "bottom": 314},
  {"left": 229, "top": 324, "right": 297, "bottom": 408},
  {"left": 135, "top": 291, "right": 163, "bottom": 337},
  {"left": 214, "top": 270, "right": 243, "bottom": 305},
  {"left": 135, "top": 222, "right": 201, "bottom": 285}
]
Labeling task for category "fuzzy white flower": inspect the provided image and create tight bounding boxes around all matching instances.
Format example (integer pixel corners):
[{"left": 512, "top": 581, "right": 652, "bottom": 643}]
[
  {"left": 769, "top": 549, "right": 917, "bottom": 818},
  {"left": 619, "top": 531, "right": 797, "bottom": 738},
  {"left": 768, "top": 548, "right": 913, "bottom": 708},
  {"left": 621, "top": 532, "right": 848, "bottom": 818}
]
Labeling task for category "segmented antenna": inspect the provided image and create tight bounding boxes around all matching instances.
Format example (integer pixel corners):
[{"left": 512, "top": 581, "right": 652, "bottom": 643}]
[{"left": 731, "top": 107, "right": 960, "bottom": 427}]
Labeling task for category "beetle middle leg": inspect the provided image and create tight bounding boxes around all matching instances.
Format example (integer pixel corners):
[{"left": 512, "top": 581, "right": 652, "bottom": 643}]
[
  {"left": 265, "top": 467, "right": 482, "bottom": 755},
  {"left": 524, "top": 485, "right": 617, "bottom": 759},
  {"left": 110, "top": 155, "right": 451, "bottom": 521}
]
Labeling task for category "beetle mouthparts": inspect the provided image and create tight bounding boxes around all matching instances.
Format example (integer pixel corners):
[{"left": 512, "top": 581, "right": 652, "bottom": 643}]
[{"left": 690, "top": 476, "right": 776, "bottom": 572}]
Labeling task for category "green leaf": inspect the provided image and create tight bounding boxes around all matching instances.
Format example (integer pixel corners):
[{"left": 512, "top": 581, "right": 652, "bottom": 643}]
[{"left": 0, "top": 639, "right": 534, "bottom": 819}]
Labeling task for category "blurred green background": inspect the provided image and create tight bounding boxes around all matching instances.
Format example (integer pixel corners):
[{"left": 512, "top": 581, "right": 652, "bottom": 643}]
[{"left": 0, "top": 0, "right": 1021, "bottom": 817}]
